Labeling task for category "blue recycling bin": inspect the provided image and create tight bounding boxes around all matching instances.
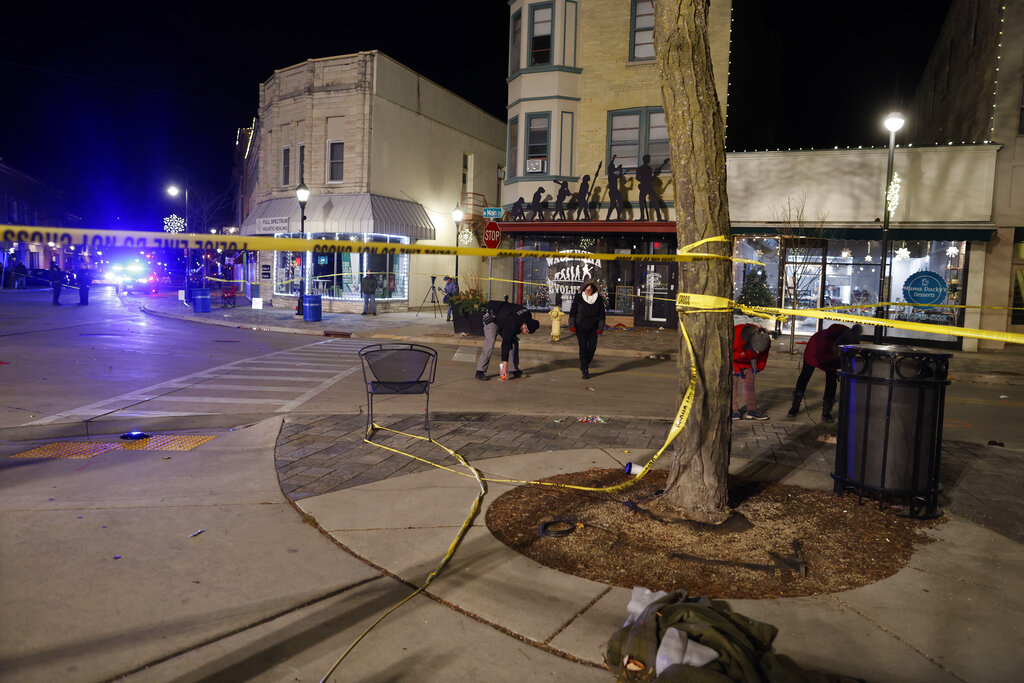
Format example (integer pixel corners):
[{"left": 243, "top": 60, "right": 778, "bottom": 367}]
[
  {"left": 193, "top": 288, "right": 211, "bottom": 313},
  {"left": 302, "top": 294, "right": 322, "bottom": 322}
]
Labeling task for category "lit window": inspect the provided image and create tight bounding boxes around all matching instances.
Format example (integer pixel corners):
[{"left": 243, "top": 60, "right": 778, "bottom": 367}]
[
  {"left": 526, "top": 114, "right": 549, "bottom": 174},
  {"left": 328, "top": 141, "right": 344, "bottom": 183},
  {"left": 530, "top": 4, "right": 552, "bottom": 66},
  {"left": 631, "top": 0, "right": 655, "bottom": 60}
]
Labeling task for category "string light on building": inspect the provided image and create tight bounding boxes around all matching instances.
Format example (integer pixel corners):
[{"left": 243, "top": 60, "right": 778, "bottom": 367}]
[
  {"left": 895, "top": 242, "right": 910, "bottom": 261},
  {"left": 163, "top": 214, "right": 185, "bottom": 233},
  {"left": 946, "top": 244, "right": 960, "bottom": 258},
  {"left": 886, "top": 171, "right": 902, "bottom": 214}
]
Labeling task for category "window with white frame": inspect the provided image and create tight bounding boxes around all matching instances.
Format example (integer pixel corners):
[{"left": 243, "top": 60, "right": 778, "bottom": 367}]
[
  {"left": 525, "top": 113, "right": 550, "bottom": 174},
  {"left": 328, "top": 141, "right": 344, "bottom": 182},
  {"left": 607, "top": 108, "right": 669, "bottom": 171},
  {"left": 529, "top": 3, "right": 552, "bottom": 66},
  {"left": 631, "top": 0, "right": 655, "bottom": 60},
  {"left": 281, "top": 147, "right": 291, "bottom": 186}
]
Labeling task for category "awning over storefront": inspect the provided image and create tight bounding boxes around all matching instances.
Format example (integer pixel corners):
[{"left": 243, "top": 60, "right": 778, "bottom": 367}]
[
  {"left": 241, "top": 193, "right": 435, "bottom": 240},
  {"left": 732, "top": 222, "right": 997, "bottom": 242}
]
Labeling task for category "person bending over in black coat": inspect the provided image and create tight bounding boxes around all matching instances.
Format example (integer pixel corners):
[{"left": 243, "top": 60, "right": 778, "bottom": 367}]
[
  {"left": 569, "top": 281, "right": 606, "bottom": 379},
  {"left": 475, "top": 299, "right": 540, "bottom": 381}
]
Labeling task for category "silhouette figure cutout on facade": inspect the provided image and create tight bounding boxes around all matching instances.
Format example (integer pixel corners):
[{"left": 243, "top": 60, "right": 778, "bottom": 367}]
[
  {"left": 605, "top": 155, "right": 626, "bottom": 221},
  {"left": 636, "top": 154, "right": 669, "bottom": 221},
  {"left": 553, "top": 180, "right": 571, "bottom": 221},
  {"left": 530, "top": 186, "right": 546, "bottom": 221},
  {"left": 510, "top": 197, "right": 527, "bottom": 222},
  {"left": 574, "top": 162, "right": 602, "bottom": 221}
]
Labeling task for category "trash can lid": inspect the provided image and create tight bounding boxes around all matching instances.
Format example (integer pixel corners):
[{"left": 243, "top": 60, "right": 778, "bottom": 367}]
[{"left": 843, "top": 342, "right": 952, "bottom": 358}]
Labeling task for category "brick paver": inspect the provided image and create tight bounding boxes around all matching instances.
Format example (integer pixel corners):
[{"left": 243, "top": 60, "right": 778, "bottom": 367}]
[{"left": 274, "top": 412, "right": 1023, "bottom": 543}]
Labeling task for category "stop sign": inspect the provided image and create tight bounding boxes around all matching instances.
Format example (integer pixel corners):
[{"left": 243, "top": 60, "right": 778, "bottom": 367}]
[{"left": 483, "top": 221, "right": 502, "bottom": 249}]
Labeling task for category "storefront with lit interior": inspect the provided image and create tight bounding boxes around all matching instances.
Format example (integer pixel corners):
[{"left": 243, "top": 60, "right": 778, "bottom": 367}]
[{"left": 241, "top": 193, "right": 435, "bottom": 313}]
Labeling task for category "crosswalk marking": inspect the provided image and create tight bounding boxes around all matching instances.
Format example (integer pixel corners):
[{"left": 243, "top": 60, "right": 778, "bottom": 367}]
[{"left": 26, "top": 338, "right": 367, "bottom": 425}]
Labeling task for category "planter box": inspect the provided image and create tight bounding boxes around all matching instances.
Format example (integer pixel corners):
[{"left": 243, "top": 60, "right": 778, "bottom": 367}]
[{"left": 451, "top": 308, "right": 485, "bottom": 336}]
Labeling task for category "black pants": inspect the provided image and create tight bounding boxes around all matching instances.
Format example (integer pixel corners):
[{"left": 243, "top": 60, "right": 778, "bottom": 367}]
[
  {"left": 52, "top": 283, "right": 61, "bottom": 305},
  {"left": 576, "top": 329, "right": 598, "bottom": 372},
  {"left": 794, "top": 361, "right": 837, "bottom": 404},
  {"left": 79, "top": 286, "right": 89, "bottom": 305}
]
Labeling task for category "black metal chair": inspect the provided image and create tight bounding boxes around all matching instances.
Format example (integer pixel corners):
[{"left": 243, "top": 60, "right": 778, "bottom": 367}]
[{"left": 358, "top": 343, "right": 438, "bottom": 439}]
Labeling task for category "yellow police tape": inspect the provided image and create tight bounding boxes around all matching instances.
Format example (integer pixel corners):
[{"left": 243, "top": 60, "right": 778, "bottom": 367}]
[
  {"left": 1, "top": 225, "right": 758, "bottom": 266},
  {"left": 676, "top": 293, "right": 1024, "bottom": 345},
  {"left": 319, "top": 315, "right": 698, "bottom": 679}
]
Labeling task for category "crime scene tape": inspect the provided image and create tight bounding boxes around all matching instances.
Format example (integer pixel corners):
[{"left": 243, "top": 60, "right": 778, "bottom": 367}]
[
  {"left": 675, "top": 293, "right": 1024, "bottom": 345},
  {"left": 318, "top": 312, "right": 699, "bottom": 678},
  {"left": 0, "top": 225, "right": 757, "bottom": 266}
]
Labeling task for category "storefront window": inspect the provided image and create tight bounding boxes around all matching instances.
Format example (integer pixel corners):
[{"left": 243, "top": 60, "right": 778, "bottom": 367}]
[
  {"left": 513, "top": 236, "right": 638, "bottom": 314},
  {"left": 274, "top": 233, "right": 409, "bottom": 301},
  {"left": 883, "top": 240, "right": 964, "bottom": 343}
]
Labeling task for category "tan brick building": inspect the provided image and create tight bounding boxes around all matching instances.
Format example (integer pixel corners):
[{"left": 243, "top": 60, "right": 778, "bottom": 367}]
[{"left": 239, "top": 52, "right": 505, "bottom": 313}]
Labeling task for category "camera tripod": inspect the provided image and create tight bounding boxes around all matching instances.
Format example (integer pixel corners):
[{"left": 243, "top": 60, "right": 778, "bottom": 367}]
[{"left": 417, "top": 275, "right": 443, "bottom": 318}]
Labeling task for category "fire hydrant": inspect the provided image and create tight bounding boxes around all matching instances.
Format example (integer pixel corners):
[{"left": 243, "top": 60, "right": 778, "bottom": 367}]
[{"left": 549, "top": 299, "right": 564, "bottom": 342}]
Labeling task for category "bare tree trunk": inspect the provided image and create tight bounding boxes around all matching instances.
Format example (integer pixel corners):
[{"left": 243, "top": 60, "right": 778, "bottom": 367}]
[{"left": 653, "top": 0, "right": 732, "bottom": 524}]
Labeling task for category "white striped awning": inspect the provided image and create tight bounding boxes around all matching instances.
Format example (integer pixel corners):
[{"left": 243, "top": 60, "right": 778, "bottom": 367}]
[{"left": 241, "top": 193, "right": 435, "bottom": 240}]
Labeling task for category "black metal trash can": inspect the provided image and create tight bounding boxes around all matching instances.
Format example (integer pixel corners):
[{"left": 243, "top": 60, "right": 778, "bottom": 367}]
[
  {"left": 193, "top": 288, "right": 211, "bottom": 313},
  {"left": 302, "top": 294, "right": 322, "bottom": 322},
  {"left": 832, "top": 343, "right": 951, "bottom": 518}
]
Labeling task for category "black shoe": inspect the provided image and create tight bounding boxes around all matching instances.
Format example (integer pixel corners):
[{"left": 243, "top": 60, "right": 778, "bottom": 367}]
[
  {"left": 511, "top": 371, "right": 522, "bottom": 379},
  {"left": 582, "top": 370, "right": 590, "bottom": 379},
  {"left": 475, "top": 371, "right": 489, "bottom": 381},
  {"left": 361, "top": 312, "right": 367, "bottom": 315},
  {"left": 372, "top": 312, "right": 377, "bottom": 316}
]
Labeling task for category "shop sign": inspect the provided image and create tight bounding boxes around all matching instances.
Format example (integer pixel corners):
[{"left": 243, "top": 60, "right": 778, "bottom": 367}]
[
  {"left": 546, "top": 250, "right": 602, "bottom": 301},
  {"left": 903, "top": 270, "right": 948, "bottom": 306},
  {"left": 256, "top": 217, "right": 290, "bottom": 233},
  {"left": 261, "top": 264, "right": 272, "bottom": 280}
]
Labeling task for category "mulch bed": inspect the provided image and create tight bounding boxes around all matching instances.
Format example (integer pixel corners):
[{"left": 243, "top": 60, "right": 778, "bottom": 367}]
[{"left": 485, "top": 468, "right": 942, "bottom": 599}]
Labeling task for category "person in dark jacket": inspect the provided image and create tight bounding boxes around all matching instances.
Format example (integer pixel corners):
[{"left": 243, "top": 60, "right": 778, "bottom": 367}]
[
  {"left": 442, "top": 275, "right": 459, "bottom": 322},
  {"left": 732, "top": 323, "right": 772, "bottom": 420},
  {"left": 360, "top": 272, "right": 378, "bottom": 315},
  {"left": 788, "top": 323, "right": 863, "bottom": 422},
  {"left": 569, "top": 281, "right": 606, "bottom": 379},
  {"left": 77, "top": 265, "right": 94, "bottom": 305},
  {"left": 49, "top": 263, "right": 63, "bottom": 305},
  {"left": 475, "top": 299, "right": 540, "bottom": 381}
]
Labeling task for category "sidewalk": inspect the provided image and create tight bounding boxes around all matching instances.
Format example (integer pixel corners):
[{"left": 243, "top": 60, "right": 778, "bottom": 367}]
[{"left": 140, "top": 292, "right": 1024, "bottom": 385}]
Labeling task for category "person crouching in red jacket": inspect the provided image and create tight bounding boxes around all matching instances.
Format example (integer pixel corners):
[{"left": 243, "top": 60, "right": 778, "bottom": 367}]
[{"left": 732, "top": 324, "right": 772, "bottom": 420}]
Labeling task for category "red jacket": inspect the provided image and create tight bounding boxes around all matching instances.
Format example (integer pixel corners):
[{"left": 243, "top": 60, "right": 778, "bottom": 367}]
[
  {"left": 804, "top": 324, "right": 849, "bottom": 370},
  {"left": 733, "top": 324, "right": 769, "bottom": 373}
]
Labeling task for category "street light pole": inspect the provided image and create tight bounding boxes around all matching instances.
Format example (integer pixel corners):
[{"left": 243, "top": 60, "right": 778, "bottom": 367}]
[
  {"left": 167, "top": 173, "right": 190, "bottom": 301},
  {"left": 296, "top": 182, "right": 310, "bottom": 317},
  {"left": 874, "top": 112, "right": 904, "bottom": 344},
  {"left": 452, "top": 204, "right": 464, "bottom": 280}
]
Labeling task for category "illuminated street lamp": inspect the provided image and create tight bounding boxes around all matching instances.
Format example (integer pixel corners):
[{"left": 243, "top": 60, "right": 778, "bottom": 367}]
[
  {"left": 874, "top": 112, "right": 904, "bottom": 343},
  {"left": 295, "top": 182, "right": 310, "bottom": 317}
]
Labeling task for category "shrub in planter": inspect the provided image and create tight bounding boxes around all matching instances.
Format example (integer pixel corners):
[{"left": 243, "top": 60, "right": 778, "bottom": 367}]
[{"left": 449, "top": 287, "right": 488, "bottom": 336}]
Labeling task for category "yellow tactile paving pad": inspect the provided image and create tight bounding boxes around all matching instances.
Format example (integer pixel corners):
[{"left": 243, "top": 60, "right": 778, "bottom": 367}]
[
  {"left": 113, "top": 434, "right": 217, "bottom": 451},
  {"left": 9, "top": 442, "right": 122, "bottom": 459},
  {"left": 9, "top": 435, "right": 217, "bottom": 459}
]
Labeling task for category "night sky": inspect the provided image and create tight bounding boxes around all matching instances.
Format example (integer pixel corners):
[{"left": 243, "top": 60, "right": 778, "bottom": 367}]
[{"left": 0, "top": 0, "right": 950, "bottom": 231}]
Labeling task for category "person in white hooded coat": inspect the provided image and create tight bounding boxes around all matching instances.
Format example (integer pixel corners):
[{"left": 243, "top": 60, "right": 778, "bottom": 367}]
[{"left": 569, "top": 281, "right": 606, "bottom": 379}]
